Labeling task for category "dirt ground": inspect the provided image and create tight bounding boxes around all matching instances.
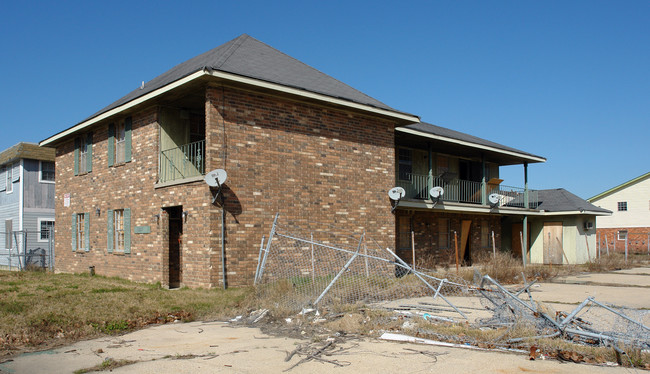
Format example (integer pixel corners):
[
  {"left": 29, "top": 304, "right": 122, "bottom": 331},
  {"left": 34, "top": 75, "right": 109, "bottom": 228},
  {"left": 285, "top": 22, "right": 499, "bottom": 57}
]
[{"left": 2, "top": 267, "right": 649, "bottom": 374}]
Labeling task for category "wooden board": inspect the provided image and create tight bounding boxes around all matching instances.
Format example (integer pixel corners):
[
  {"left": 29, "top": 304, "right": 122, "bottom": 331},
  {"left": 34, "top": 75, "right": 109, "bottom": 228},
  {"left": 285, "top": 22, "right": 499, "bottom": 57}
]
[
  {"left": 459, "top": 220, "right": 472, "bottom": 262},
  {"left": 543, "top": 222, "right": 564, "bottom": 265}
]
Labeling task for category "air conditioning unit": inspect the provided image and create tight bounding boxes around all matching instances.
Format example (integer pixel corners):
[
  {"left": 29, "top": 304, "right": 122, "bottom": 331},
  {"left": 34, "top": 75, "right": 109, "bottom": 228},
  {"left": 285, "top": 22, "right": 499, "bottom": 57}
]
[{"left": 584, "top": 221, "right": 594, "bottom": 230}]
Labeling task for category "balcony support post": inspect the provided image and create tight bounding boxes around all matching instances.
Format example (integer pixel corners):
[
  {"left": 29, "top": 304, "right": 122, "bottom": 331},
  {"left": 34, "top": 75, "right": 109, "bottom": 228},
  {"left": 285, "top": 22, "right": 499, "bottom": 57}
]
[
  {"left": 524, "top": 162, "right": 529, "bottom": 209},
  {"left": 481, "top": 154, "right": 487, "bottom": 205},
  {"left": 427, "top": 143, "right": 433, "bottom": 199}
]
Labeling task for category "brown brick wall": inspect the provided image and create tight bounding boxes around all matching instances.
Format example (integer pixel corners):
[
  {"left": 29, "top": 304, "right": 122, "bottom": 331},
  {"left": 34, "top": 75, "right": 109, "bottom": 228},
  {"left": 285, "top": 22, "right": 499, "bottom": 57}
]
[
  {"left": 396, "top": 210, "right": 502, "bottom": 267},
  {"left": 596, "top": 227, "right": 650, "bottom": 253},
  {"left": 54, "top": 85, "right": 397, "bottom": 288}
]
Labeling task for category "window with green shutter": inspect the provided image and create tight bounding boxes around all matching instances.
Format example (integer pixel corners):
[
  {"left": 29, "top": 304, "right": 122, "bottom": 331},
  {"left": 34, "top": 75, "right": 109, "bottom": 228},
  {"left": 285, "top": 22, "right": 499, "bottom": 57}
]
[
  {"left": 108, "top": 208, "right": 131, "bottom": 254},
  {"left": 108, "top": 118, "right": 132, "bottom": 167},
  {"left": 74, "top": 134, "right": 93, "bottom": 174},
  {"left": 72, "top": 213, "right": 88, "bottom": 251}
]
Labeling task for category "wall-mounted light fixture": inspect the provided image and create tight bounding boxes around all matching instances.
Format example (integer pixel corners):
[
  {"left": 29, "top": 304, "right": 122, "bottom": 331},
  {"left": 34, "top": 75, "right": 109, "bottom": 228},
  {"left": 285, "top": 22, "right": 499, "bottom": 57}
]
[
  {"left": 182, "top": 211, "right": 189, "bottom": 222},
  {"left": 95, "top": 208, "right": 101, "bottom": 217},
  {"left": 152, "top": 213, "right": 160, "bottom": 224}
]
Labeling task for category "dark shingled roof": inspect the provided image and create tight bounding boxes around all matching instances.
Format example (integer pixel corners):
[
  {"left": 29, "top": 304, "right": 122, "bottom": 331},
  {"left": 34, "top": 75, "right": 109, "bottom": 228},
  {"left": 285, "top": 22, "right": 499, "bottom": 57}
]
[
  {"left": 402, "top": 122, "right": 545, "bottom": 161},
  {"left": 0, "top": 143, "right": 55, "bottom": 166},
  {"left": 535, "top": 188, "right": 611, "bottom": 214},
  {"left": 84, "top": 34, "right": 399, "bottom": 124}
]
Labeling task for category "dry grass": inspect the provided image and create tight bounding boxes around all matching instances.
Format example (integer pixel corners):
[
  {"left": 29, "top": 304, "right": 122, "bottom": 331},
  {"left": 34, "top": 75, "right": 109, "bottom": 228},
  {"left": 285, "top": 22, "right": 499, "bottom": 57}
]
[{"left": 0, "top": 270, "right": 252, "bottom": 356}]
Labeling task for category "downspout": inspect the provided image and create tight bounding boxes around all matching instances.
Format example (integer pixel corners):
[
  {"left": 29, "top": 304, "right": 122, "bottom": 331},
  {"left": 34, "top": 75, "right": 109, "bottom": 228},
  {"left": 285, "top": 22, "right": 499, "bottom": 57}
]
[
  {"left": 221, "top": 205, "right": 226, "bottom": 289},
  {"left": 481, "top": 154, "right": 486, "bottom": 205}
]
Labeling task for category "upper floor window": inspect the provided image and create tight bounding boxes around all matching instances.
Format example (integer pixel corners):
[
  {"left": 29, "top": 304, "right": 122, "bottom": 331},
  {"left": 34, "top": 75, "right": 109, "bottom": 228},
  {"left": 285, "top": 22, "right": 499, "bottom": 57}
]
[
  {"left": 617, "top": 201, "right": 627, "bottom": 211},
  {"left": 398, "top": 148, "right": 412, "bottom": 180},
  {"left": 108, "top": 117, "right": 132, "bottom": 167},
  {"left": 5, "top": 165, "right": 12, "bottom": 193},
  {"left": 74, "top": 133, "right": 93, "bottom": 175},
  {"left": 40, "top": 161, "right": 55, "bottom": 183}
]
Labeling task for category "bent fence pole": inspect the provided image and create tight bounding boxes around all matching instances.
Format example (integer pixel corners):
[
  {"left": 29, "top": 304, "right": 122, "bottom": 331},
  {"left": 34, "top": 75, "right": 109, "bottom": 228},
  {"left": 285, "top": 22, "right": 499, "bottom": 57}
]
[
  {"left": 256, "top": 213, "right": 279, "bottom": 284},
  {"left": 313, "top": 234, "right": 363, "bottom": 306}
]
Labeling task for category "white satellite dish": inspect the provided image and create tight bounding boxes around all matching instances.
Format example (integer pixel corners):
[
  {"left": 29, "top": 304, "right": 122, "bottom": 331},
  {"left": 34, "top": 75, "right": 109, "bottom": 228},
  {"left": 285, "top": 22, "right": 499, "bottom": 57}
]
[
  {"left": 488, "top": 193, "right": 501, "bottom": 206},
  {"left": 388, "top": 187, "right": 406, "bottom": 201},
  {"left": 204, "top": 169, "right": 227, "bottom": 187},
  {"left": 429, "top": 186, "right": 444, "bottom": 199}
]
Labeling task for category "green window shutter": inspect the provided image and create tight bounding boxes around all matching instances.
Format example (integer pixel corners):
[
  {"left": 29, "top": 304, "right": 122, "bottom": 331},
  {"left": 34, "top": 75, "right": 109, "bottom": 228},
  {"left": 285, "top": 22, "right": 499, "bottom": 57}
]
[
  {"left": 124, "top": 208, "right": 131, "bottom": 254},
  {"left": 107, "top": 209, "right": 114, "bottom": 253},
  {"left": 71, "top": 213, "right": 77, "bottom": 252},
  {"left": 84, "top": 213, "right": 90, "bottom": 251},
  {"left": 86, "top": 133, "right": 93, "bottom": 173},
  {"left": 74, "top": 138, "right": 80, "bottom": 176},
  {"left": 108, "top": 123, "right": 115, "bottom": 167},
  {"left": 125, "top": 117, "right": 132, "bottom": 163}
]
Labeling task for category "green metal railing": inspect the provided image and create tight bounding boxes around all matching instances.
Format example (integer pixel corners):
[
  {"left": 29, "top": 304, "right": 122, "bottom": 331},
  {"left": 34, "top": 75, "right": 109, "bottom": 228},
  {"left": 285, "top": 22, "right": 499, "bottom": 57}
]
[
  {"left": 159, "top": 140, "right": 205, "bottom": 183},
  {"left": 396, "top": 173, "right": 538, "bottom": 209}
]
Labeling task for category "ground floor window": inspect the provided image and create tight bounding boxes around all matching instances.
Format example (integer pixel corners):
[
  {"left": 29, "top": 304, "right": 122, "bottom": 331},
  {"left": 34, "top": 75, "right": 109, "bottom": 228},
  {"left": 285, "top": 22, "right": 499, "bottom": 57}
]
[
  {"left": 38, "top": 219, "right": 55, "bottom": 242},
  {"left": 73, "top": 213, "right": 89, "bottom": 251},
  {"left": 618, "top": 230, "right": 628, "bottom": 241},
  {"left": 438, "top": 218, "right": 450, "bottom": 249},
  {"left": 108, "top": 208, "right": 131, "bottom": 254}
]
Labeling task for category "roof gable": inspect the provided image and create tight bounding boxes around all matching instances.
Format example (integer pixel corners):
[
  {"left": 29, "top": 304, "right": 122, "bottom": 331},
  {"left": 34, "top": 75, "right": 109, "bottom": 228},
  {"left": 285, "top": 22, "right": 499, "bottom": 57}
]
[{"left": 588, "top": 171, "right": 650, "bottom": 202}]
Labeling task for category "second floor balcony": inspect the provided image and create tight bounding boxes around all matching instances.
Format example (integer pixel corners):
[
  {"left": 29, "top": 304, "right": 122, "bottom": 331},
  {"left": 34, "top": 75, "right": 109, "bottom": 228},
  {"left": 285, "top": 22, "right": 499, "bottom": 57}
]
[
  {"left": 159, "top": 139, "right": 205, "bottom": 184},
  {"left": 396, "top": 172, "right": 539, "bottom": 210}
]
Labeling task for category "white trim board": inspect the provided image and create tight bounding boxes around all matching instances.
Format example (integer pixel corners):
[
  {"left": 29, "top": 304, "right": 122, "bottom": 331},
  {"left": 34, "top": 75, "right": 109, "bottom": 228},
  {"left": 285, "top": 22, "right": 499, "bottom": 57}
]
[{"left": 396, "top": 127, "right": 546, "bottom": 163}]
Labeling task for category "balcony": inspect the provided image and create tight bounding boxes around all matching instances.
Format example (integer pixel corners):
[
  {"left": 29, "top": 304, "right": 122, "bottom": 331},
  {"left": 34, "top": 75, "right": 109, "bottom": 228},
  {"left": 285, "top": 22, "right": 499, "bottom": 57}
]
[
  {"left": 396, "top": 173, "right": 538, "bottom": 209},
  {"left": 159, "top": 140, "right": 205, "bottom": 184}
]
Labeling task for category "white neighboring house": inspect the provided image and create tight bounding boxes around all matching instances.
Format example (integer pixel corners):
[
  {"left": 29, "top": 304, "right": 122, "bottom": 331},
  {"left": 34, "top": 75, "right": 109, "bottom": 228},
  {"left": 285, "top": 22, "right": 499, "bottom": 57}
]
[
  {"left": 587, "top": 172, "right": 650, "bottom": 253},
  {"left": 0, "top": 143, "right": 56, "bottom": 269}
]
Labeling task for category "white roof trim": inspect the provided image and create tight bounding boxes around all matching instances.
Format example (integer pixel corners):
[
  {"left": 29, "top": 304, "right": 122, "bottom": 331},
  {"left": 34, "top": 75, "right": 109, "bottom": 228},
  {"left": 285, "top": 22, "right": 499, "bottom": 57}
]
[
  {"left": 205, "top": 69, "right": 419, "bottom": 122},
  {"left": 540, "top": 210, "right": 612, "bottom": 216},
  {"left": 396, "top": 127, "right": 546, "bottom": 163},
  {"left": 41, "top": 71, "right": 207, "bottom": 146},
  {"left": 41, "top": 69, "right": 419, "bottom": 146}
]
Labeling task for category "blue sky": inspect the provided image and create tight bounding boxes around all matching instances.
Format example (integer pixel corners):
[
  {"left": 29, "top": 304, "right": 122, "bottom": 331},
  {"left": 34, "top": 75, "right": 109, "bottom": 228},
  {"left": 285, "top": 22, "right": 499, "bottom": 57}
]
[{"left": 1, "top": 0, "right": 648, "bottom": 199}]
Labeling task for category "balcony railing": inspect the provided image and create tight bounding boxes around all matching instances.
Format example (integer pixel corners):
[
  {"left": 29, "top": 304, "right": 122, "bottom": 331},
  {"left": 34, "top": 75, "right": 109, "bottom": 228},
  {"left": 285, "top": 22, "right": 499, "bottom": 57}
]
[
  {"left": 159, "top": 140, "right": 205, "bottom": 184},
  {"left": 396, "top": 173, "right": 538, "bottom": 209}
]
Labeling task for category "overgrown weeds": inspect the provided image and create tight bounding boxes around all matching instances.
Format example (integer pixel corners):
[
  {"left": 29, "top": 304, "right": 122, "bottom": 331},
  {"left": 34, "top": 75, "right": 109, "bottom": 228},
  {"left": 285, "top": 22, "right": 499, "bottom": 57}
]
[{"left": 0, "top": 271, "right": 252, "bottom": 356}]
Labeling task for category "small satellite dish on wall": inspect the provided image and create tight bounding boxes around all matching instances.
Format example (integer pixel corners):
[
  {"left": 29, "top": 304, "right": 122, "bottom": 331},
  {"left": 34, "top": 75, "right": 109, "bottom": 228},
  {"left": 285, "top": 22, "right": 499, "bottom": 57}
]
[
  {"left": 488, "top": 193, "right": 501, "bottom": 207},
  {"left": 388, "top": 186, "right": 406, "bottom": 213},
  {"left": 429, "top": 186, "right": 444, "bottom": 200},
  {"left": 205, "top": 169, "right": 227, "bottom": 187},
  {"left": 388, "top": 187, "right": 406, "bottom": 201},
  {"left": 205, "top": 169, "right": 228, "bottom": 205}
]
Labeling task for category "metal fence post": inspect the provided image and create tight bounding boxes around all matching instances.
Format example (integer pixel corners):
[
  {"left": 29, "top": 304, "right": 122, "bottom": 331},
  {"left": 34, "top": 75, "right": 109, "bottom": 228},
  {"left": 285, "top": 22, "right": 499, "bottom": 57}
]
[
  {"left": 625, "top": 236, "right": 628, "bottom": 263},
  {"left": 256, "top": 213, "right": 279, "bottom": 283}
]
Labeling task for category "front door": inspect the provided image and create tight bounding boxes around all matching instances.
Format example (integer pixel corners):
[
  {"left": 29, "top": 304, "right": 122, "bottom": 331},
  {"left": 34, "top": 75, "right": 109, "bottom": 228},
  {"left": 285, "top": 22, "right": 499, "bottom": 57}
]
[
  {"left": 165, "top": 206, "right": 183, "bottom": 288},
  {"left": 543, "top": 222, "right": 564, "bottom": 265}
]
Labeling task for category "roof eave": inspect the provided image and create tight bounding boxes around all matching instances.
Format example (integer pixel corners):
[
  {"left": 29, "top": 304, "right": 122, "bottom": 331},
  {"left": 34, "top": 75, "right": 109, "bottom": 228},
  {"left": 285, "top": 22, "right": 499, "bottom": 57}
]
[
  {"left": 396, "top": 127, "right": 546, "bottom": 164},
  {"left": 41, "top": 69, "right": 419, "bottom": 147},
  {"left": 587, "top": 171, "right": 650, "bottom": 202}
]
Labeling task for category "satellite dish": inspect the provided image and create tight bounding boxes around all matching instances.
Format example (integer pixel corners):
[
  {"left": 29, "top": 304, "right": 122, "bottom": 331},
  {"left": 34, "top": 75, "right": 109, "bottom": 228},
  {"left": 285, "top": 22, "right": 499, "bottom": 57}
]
[
  {"left": 488, "top": 193, "right": 501, "bottom": 206},
  {"left": 429, "top": 186, "right": 444, "bottom": 199},
  {"left": 204, "top": 169, "right": 227, "bottom": 187},
  {"left": 388, "top": 187, "right": 406, "bottom": 201}
]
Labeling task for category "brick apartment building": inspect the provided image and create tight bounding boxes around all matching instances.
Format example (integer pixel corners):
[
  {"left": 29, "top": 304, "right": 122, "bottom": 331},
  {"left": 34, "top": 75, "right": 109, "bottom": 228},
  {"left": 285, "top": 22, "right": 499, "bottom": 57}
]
[{"left": 41, "top": 34, "right": 609, "bottom": 288}]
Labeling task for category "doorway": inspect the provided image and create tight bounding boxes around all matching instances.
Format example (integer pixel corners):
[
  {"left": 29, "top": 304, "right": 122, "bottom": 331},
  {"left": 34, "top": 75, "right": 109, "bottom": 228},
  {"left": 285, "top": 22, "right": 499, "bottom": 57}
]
[{"left": 165, "top": 206, "right": 183, "bottom": 288}]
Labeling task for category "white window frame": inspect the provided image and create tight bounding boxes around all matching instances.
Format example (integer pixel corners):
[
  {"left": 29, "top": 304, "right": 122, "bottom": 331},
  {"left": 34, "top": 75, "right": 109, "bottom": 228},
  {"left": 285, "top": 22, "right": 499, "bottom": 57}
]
[
  {"left": 115, "top": 122, "right": 126, "bottom": 164},
  {"left": 113, "top": 209, "right": 125, "bottom": 252},
  {"left": 39, "top": 161, "right": 55, "bottom": 183},
  {"left": 76, "top": 213, "right": 86, "bottom": 250},
  {"left": 6, "top": 164, "right": 13, "bottom": 194},
  {"left": 617, "top": 230, "right": 628, "bottom": 241},
  {"left": 38, "top": 218, "right": 55, "bottom": 242}
]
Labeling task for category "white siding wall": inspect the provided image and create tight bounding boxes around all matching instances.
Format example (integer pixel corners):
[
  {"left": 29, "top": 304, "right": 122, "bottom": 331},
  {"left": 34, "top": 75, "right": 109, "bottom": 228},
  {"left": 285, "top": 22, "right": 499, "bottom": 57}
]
[{"left": 592, "top": 177, "right": 650, "bottom": 228}]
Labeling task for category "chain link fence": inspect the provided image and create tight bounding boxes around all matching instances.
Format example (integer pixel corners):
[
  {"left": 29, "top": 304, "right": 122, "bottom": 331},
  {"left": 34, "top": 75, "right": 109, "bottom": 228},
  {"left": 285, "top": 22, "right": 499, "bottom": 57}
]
[{"left": 0, "top": 229, "right": 55, "bottom": 271}]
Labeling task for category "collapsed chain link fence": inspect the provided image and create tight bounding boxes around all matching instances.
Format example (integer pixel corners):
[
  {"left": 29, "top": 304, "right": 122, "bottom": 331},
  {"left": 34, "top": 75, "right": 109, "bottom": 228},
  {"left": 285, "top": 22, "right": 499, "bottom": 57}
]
[
  {"left": 254, "top": 214, "right": 650, "bottom": 350},
  {"left": 254, "top": 214, "right": 471, "bottom": 317}
]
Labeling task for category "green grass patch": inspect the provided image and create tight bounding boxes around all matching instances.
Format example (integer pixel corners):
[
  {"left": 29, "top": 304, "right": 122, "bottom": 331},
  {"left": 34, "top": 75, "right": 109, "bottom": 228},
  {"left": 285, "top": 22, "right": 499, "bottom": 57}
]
[{"left": 0, "top": 271, "right": 252, "bottom": 356}]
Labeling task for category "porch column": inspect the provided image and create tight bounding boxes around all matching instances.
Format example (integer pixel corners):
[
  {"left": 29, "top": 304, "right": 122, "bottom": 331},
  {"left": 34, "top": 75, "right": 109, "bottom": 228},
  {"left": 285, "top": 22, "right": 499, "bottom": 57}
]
[
  {"left": 481, "top": 154, "right": 486, "bottom": 205},
  {"left": 524, "top": 162, "right": 529, "bottom": 209},
  {"left": 522, "top": 162, "right": 529, "bottom": 266},
  {"left": 427, "top": 143, "right": 433, "bottom": 199}
]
